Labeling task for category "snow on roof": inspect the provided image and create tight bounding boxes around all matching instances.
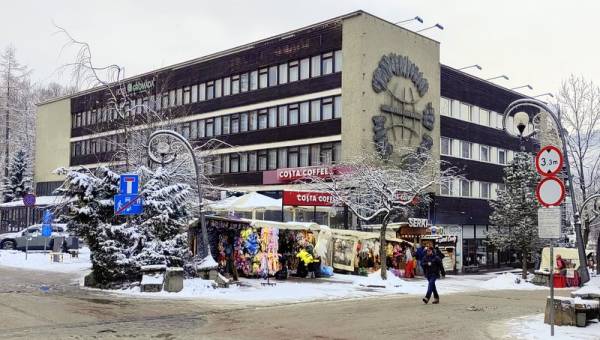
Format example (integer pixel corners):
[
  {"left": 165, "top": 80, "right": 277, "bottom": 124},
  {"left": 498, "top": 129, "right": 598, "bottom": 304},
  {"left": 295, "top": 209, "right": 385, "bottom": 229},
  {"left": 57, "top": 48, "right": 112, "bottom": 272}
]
[
  {"left": 0, "top": 196, "right": 72, "bottom": 208},
  {"left": 208, "top": 192, "right": 282, "bottom": 211}
]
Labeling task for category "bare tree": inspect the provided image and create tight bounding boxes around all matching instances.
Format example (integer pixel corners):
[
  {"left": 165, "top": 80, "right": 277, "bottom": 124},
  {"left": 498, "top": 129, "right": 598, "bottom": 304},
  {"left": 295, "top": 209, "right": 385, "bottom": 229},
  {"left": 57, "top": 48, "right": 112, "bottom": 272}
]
[
  {"left": 557, "top": 75, "right": 600, "bottom": 247},
  {"left": 308, "top": 148, "right": 459, "bottom": 280}
]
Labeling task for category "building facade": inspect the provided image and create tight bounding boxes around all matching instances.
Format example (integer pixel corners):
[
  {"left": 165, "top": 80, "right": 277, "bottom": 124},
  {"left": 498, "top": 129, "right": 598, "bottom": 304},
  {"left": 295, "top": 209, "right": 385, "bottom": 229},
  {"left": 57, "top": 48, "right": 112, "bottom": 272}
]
[{"left": 34, "top": 11, "right": 536, "bottom": 269}]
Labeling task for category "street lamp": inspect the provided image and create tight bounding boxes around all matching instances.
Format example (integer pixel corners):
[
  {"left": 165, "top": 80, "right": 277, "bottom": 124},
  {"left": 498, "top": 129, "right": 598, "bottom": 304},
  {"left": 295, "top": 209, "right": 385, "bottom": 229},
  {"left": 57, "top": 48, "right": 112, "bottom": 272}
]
[
  {"left": 458, "top": 64, "right": 482, "bottom": 71},
  {"left": 417, "top": 23, "right": 444, "bottom": 32},
  {"left": 486, "top": 75, "right": 510, "bottom": 81},
  {"left": 394, "top": 16, "right": 424, "bottom": 25},
  {"left": 511, "top": 85, "right": 533, "bottom": 91},
  {"left": 502, "top": 98, "right": 590, "bottom": 283},
  {"left": 146, "top": 129, "right": 217, "bottom": 270}
]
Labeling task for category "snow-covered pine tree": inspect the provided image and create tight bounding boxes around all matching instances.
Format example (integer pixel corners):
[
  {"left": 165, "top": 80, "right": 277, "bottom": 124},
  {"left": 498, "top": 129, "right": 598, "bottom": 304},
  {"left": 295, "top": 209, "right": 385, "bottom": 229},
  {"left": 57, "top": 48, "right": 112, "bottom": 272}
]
[
  {"left": 2, "top": 149, "right": 32, "bottom": 202},
  {"left": 488, "top": 152, "right": 543, "bottom": 279}
]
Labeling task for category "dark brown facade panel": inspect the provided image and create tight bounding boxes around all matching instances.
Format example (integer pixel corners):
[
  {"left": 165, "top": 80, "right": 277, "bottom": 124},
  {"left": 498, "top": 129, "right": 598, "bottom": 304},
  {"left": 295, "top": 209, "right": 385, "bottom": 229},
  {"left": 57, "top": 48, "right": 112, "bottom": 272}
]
[
  {"left": 211, "top": 172, "right": 263, "bottom": 187},
  {"left": 433, "top": 196, "right": 492, "bottom": 225},
  {"left": 71, "top": 74, "right": 341, "bottom": 137},
  {"left": 441, "top": 156, "right": 505, "bottom": 183}
]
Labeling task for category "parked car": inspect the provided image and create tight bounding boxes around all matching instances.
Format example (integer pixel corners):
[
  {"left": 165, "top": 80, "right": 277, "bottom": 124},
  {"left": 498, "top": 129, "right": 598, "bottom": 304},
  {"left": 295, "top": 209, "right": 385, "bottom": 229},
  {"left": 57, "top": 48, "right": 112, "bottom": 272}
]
[{"left": 0, "top": 224, "right": 79, "bottom": 251}]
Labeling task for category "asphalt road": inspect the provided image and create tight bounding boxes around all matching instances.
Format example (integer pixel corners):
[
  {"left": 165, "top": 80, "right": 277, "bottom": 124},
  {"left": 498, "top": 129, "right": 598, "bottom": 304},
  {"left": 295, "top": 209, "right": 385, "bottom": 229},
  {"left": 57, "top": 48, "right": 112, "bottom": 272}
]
[{"left": 0, "top": 267, "right": 570, "bottom": 340}]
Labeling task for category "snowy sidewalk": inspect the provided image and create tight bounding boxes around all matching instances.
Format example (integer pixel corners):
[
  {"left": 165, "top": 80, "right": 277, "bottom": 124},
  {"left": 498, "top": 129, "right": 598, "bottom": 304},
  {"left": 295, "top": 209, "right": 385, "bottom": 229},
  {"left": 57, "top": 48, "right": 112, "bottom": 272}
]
[
  {"left": 0, "top": 247, "right": 91, "bottom": 274},
  {"left": 505, "top": 314, "right": 600, "bottom": 339}
]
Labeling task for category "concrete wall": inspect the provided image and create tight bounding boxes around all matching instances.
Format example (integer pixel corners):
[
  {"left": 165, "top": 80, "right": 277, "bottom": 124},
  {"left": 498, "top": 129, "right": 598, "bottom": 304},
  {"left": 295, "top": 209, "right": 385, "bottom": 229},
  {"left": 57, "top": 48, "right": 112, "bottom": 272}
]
[
  {"left": 34, "top": 98, "right": 71, "bottom": 183},
  {"left": 340, "top": 13, "right": 440, "bottom": 162}
]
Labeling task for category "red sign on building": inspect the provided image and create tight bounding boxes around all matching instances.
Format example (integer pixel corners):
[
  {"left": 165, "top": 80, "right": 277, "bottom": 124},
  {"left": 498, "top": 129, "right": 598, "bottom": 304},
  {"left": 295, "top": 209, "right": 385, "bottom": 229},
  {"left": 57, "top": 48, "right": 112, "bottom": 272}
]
[{"left": 282, "top": 191, "right": 334, "bottom": 207}]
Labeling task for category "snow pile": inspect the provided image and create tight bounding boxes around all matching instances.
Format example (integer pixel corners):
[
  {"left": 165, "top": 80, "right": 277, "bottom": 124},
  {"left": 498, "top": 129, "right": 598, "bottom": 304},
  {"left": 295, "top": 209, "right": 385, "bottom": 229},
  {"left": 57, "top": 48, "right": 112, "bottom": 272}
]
[
  {"left": 572, "top": 275, "right": 600, "bottom": 297},
  {"left": 353, "top": 270, "right": 405, "bottom": 289},
  {"left": 507, "top": 314, "right": 600, "bottom": 340},
  {"left": 478, "top": 272, "right": 544, "bottom": 290},
  {"left": 0, "top": 247, "right": 91, "bottom": 273}
]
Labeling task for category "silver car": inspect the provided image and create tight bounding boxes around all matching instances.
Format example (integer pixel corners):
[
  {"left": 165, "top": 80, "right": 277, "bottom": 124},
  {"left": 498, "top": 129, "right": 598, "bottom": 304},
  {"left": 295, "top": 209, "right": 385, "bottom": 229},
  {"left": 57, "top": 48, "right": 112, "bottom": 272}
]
[{"left": 0, "top": 224, "right": 78, "bottom": 251}]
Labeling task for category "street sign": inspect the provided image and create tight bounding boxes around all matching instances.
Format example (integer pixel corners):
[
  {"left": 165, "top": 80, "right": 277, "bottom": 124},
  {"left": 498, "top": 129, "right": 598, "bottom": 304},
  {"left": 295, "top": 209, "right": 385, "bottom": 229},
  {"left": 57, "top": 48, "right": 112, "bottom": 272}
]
[
  {"left": 41, "top": 209, "right": 53, "bottom": 238},
  {"left": 114, "top": 194, "right": 143, "bottom": 215},
  {"left": 23, "top": 193, "right": 36, "bottom": 207},
  {"left": 120, "top": 174, "right": 139, "bottom": 195},
  {"left": 536, "top": 177, "right": 566, "bottom": 207},
  {"left": 535, "top": 145, "right": 563, "bottom": 177},
  {"left": 538, "top": 206, "right": 561, "bottom": 239}
]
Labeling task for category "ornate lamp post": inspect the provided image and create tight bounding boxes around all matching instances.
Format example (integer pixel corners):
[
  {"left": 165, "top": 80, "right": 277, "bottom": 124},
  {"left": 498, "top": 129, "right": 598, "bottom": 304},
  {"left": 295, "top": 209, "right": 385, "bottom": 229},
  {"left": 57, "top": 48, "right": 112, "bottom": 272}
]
[
  {"left": 146, "top": 129, "right": 216, "bottom": 269},
  {"left": 502, "top": 98, "right": 590, "bottom": 283}
]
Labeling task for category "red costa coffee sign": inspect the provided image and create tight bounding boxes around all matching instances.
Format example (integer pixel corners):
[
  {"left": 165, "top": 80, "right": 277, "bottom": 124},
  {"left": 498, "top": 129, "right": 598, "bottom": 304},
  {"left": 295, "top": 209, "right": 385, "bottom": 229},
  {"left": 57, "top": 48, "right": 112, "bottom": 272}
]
[{"left": 282, "top": 191, "right": 333, "bottom": 207}]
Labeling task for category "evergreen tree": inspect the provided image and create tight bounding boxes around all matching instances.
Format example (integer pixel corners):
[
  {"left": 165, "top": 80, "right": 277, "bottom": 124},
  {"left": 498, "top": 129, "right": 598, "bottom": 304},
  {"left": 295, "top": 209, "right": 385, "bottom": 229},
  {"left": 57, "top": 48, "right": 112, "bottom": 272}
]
[
  {"left": 3, "top": 149, "right": 32, "bottom": 202},
  {"left": 488, "top": 152, "right": 543, "bottom": 279}
]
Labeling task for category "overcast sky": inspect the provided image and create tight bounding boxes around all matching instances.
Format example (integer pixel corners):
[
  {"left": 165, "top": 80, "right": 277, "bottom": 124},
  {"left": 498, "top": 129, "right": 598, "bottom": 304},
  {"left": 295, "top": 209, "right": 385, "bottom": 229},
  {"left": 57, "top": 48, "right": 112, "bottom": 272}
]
[{"left": 2, "top": 0, "right": 599, "bottom": 96}]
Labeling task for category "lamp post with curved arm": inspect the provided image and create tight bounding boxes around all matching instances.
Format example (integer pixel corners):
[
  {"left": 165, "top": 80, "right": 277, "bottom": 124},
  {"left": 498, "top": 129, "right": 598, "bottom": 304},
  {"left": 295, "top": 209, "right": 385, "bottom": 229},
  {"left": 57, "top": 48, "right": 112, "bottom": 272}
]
[
  {"left": 146, "top": 129, "right": 215, "bottom": 269},
  {"left": 502, "top": 98, "right": 590, "bottom": 283}
]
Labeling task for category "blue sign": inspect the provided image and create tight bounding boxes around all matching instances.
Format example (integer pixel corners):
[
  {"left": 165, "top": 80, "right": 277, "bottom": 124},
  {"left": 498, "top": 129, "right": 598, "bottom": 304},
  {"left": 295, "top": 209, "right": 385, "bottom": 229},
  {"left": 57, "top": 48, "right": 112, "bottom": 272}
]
[
  {"left": 42, "top": 209, "right": 53, "bottom": 237},
  {"left": 120, "top": 174, "right": 139, "bottom": 195},
  {"left": 114, "top": 194, "right": 143, "bottom": 215}
]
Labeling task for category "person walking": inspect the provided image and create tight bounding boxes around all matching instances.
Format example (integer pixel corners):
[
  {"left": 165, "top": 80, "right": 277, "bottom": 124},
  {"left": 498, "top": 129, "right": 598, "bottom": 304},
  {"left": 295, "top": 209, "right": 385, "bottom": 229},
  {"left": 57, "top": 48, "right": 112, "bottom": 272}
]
[
  {"left": 434, "top": 246, "right": 446, "bottom": 278},
  {"left": 422, "top": 247, "right": 442, "bottom": 304},
  {"left": 415, "top": 243, "right": 425, "bottom": 276}
]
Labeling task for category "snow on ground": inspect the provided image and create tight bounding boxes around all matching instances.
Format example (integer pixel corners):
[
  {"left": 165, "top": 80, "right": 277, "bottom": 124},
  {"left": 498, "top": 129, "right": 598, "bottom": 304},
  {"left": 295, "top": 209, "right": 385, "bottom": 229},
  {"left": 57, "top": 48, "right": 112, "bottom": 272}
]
[
  {"left": 573, "top": 275, "right": 600, "bottom": 296},
  {"left": 506, "top": 314, "right": 600, "bottom": 340},
  {"left": 479, "top": 272, "right": 545, "bottom": 291},
  {"left": 0, "top": 247, "right": 91, "bottom": 274}
]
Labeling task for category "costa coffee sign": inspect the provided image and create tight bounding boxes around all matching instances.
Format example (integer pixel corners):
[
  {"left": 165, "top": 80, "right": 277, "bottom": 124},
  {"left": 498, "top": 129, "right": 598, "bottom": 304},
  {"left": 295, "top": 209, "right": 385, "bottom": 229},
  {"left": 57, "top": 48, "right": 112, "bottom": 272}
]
[
  {"left": 282, "top": 191, "right": 333, "bottom": 207},
  {"left": 263, "top": 165, "right": 347, "bottom": 185}
]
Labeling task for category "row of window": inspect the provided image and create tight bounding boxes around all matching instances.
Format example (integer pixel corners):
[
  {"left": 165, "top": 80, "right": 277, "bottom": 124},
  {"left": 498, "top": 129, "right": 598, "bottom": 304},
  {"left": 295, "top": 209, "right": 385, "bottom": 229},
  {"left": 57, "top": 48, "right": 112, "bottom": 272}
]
[
  {"left": 440, "top": 137, "right": 513, "bottom": 165},
  {"left": 70, "top": 95, "right": 342, "bottom": 157},
  {"left": 441, "top": 178, "right": 505, "bottom": 200},
  {"left": 205, "top": 142, "right": 342, "bottom": 175},
  {"left": 72, "top": 50, "right": 343, "bottom": 129},
  {"left": 440, "top": 97, "right": 533, "bottom": 135}
]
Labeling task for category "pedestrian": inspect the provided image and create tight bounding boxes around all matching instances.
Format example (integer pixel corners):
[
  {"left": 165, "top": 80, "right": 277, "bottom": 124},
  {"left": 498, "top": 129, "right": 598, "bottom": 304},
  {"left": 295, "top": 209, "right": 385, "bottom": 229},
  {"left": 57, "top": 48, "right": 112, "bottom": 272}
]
[
  {"left": 555, "top": 254, "right": 567, "bottom": 276},
  {"left": 404, "top": 246, "right": 414, "bottom": 278},
  {"left": 422, "top": 247, "right": 442, "bottom": 304},
  {"left": 224, "top": 235, "right": 239, "bottom": 281},
  {"left": 415, "top": 243, "right": 425, "bottom": 276},
  {"left": 434, "top": 246, "right": 446, "bottom": 278}
]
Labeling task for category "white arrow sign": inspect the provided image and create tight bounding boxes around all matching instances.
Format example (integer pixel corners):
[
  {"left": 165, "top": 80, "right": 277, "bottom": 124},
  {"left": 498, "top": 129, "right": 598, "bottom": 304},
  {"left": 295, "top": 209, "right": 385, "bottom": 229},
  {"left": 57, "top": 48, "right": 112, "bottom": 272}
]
[
  {"left": 535, "top": 145, "right": 563, "bottom": 176},
  {"left": 536, "top": 177, "right": 565, "bottom": 207}
]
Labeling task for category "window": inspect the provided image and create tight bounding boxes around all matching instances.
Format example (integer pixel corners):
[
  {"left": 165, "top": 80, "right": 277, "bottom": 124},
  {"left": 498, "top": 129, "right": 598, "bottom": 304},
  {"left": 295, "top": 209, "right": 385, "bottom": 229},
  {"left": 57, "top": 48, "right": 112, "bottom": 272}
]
[
  {"left": 278, "top": 63, "right": 288, "bottom": 84},
  {"left": 240, "top": 153, "right": 248, "bottom": 172},
  {"left": 451, "top": 100, "right": 460, "bottom": 118},
  {"left": 191, "top": 121, "right": 198, "bottom": 139},
  {"left": 183, "top": 87, "right": 191, "bottom": 104},
  {"left": 268, "top": 66, "right": 278, "bottom": 87},
  {"left": 258, "top": 110, "right": 268, "bottom": 129},
  {"left": 289, "top": 104, "right": 299, "bottom": 125},
  {"left": 322, "top": 98, "right": 333, "bottom": 120},
  {"left": 222, "top": 116, "right": 231, "bottom": 134},
  {"left": 498, "top": 149, "right": 506, "bottom": 165},
  {"left": 249, "top": 152, "right": 257, "bottom": 171},
  {"left": 310, "top": 144, "right": 320, "bottom": 165},
  {"left": 230, "top": 115, "right": 239, "bottom": 134},
  {"left": 258, "top": 68, "right": 268, "bottom": 89},
  {"left": 441, "top": 178, "right": 454, "bottom": 196},
  {"left": 162, "top": 93, "right": 169, "bottom": 108},
  {"left": 322, "top": 52, "right": 333, "bottom": 75},
  {"left": 320, "top": 143, "right": 334, "bottom": 164},
  {"left": 300, "top": 102, "right": 310, "bottom": 123},
  {"left": 199, "top": 83, "right": 206, "bottom": 101},
  {"left": 460, "top": 103, "right": 471, "bottom": 121},
  {"left": 278, "top": 106, "right": 288, "bottom": 126},
  {"left": 191, "top": 85, "right": 198, "bottom": 103},
  {"left": 460, "top": 180, "right": 472, "bottom": 197},
  {"left": 289, "top": 61, "right": 299, "bottom": 82},
  {"left": 311, "top": 100, "right": 321, "bottom": 121},
  {"left": 480, "top": 109, "right": 490, "bottom": 126},
  {"left": 230, "top": 154, "right": 239, "bottom": 173},
  {"left": 250, "top": 71, "right": 258, "bottom": 91},
  {"left": 223, "top": 77, "right": 231, "bottom": 96},
  {"left": 480, "top": 145, "right": 490, "bottom": 162},
  {"left": 258, "top": 151, "right": 268, "bottom": 170},
  {"left": 176, "top": 88, "right": 183, "bottom": 106},
  {"left": 240, "top": 113, "right": 248, "bottom": 132},
  {"left": 440, "top": 97, "right": 451, "bottom": 116},
  {"left": 249, "top": 111, "right": 258, "bottom": 131},
  {"left": 278, "top": 148, "right": 288, "bottom": 168},
  {"left": 300, "top": 146, "right": 310, "bottom": 166},
  {"left": 215, "top": 79, "right": 222, "bottom": 98},
  {"left": 441, "top": 137, "right": 452, "bottom": 156},
  {"left": 240, "top": 73, "right": 249, "bottom": 93},
  {"left": 334, "top": 50, "right": 342, "bottom": 72},
  {"left": 214, "top": 117, "right": 222, "bottom": 136},
  {"left": 268, "top": 149, "right": 277, "bottom": 170},
  {"left": 288, "top": 147, "right": 299, "bottom": 167},
  {"left": 206, "top": 81, "right": 215, "bottom": 100},
  {"left": 198, "top": 120, "right": 206, "bottom": 138},
  {"left": 266, "top": 108, "right": 276, "bottom": 128},
  {"left": 334, "top": 96, "right": 342, "bottom": 118},
  {"left": 497, "top": 183, "right": 506, "bottom": 193},
  {"left": 231, "top": 75, "right": 240, "bottom": 94},
  {"left": 300, "top": 58, "right": 310, "bottom": 80},
  {"left": 461, "top": 141, "right": 472, "bottom": 159},
  {"left": 480, "top": 182, "right": 491, "bottom": 199},
  {"left": 311, "top": 55, "right": 321, "bottom": 77},
  {"left": 205, "top": 119, "right": 214, "bottom": 137}
]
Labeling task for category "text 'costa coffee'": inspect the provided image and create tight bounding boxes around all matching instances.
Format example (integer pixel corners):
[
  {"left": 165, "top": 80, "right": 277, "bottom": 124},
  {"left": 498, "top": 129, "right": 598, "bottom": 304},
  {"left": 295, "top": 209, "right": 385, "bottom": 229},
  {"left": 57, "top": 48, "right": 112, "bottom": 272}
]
[{"left": 282, "top": 191, "right": 333, "bottom": 207}]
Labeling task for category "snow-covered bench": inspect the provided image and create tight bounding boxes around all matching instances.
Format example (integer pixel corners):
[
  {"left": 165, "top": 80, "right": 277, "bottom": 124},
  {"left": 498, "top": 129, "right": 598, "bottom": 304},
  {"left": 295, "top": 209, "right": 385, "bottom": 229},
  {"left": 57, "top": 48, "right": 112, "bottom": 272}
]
[{"left": 571, "top": 284, "right": 600, "bottom": 322}]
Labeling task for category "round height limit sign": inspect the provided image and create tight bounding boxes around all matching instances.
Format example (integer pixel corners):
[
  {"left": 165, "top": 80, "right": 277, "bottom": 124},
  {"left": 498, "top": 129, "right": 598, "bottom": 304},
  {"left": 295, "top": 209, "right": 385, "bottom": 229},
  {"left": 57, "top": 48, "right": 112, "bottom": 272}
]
[
  {"left": 535, "top": 145, "right": 563, "bottom": 176},
  {"left": 535, "top": 146, "right": 565, "bottom": 207}
]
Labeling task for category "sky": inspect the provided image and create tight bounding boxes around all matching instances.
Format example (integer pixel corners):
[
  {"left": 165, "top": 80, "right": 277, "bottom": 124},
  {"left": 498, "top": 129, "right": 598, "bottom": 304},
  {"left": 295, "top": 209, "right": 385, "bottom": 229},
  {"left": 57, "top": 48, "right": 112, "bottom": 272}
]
[{"left": 1, "top": 0, "right": 599, "bottom": 96}]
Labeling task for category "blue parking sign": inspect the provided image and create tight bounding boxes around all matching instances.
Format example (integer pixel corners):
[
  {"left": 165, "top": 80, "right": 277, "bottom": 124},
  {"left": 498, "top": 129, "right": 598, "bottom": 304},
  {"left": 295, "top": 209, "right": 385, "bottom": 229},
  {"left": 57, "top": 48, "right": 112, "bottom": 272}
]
[
  {"left": 114, "top": 194, "right": 143, "bottom": 215},
  {"left": 42, "top": 210, "right": 53, "bottom": 237},
  {"left": 120, "top": 174, "right": 139, "bottom": 195}
]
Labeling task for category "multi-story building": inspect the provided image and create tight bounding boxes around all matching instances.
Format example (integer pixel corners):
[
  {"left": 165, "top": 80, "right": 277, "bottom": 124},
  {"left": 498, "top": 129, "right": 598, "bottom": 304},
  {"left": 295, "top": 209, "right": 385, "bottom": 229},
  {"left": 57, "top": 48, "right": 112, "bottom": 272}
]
[{"left": 33, "top": 10, "right": 536, "bottom": 270}]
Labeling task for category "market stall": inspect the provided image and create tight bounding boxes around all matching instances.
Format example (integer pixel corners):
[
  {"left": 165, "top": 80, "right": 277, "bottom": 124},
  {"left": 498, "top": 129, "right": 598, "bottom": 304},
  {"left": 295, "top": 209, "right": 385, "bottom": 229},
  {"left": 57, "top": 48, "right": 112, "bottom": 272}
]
[{"left": 207, "top": 192, "right": 282, "bottom": 219}]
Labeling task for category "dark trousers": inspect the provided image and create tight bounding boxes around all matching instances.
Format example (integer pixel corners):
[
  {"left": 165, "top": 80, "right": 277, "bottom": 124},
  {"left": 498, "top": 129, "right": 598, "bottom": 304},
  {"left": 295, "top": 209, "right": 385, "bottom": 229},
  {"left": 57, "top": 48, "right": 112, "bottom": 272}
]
[
  {"left": 440, "top": 265, "right": 446, "bottom": 277},
  {"left": 426, "top": 276, "right": 439, "bottom": 300}
]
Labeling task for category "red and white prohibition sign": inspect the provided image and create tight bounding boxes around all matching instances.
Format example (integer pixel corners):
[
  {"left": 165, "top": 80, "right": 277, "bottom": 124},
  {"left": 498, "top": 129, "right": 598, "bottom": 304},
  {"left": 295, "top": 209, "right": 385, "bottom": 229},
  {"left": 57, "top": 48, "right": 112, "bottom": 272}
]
[{"left": 535, "top": 176, "right": 565, "bottom": 207}]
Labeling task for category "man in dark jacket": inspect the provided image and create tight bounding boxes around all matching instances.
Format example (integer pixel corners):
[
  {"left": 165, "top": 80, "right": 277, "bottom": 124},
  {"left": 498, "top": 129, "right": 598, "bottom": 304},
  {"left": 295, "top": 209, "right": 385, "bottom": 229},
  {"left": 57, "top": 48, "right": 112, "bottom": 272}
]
[
  {"left": 434, "top": 246, "right": 446, "bottom": 278},
  {"left": 422, "top": 247, "right": 442, "bottom": 304}
]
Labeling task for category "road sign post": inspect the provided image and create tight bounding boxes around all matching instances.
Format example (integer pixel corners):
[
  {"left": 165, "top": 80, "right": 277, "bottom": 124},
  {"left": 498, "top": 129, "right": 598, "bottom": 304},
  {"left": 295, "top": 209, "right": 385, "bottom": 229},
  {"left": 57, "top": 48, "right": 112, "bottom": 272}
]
[
  {"left": 535, "top": 145, "right": 563, "bottom": 177},
  {"left": 115, "top": 174, "right": 143, "bottom": 216}
]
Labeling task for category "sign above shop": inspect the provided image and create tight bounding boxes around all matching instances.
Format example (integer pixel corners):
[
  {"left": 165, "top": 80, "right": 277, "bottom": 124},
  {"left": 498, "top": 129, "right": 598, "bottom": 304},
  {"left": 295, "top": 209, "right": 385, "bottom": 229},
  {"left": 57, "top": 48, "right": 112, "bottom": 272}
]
[
  {"left": 408, "top": 218, "right": 428, "bottom": 228},
  {"left": 282, "top": 191, "right": 333, "bottom": 207},
  {"left": 117, "top": 79, "right": 156, "bottom": 96},
  {"left": 263, "top": 165, "right": 348, "bottom": 185}
]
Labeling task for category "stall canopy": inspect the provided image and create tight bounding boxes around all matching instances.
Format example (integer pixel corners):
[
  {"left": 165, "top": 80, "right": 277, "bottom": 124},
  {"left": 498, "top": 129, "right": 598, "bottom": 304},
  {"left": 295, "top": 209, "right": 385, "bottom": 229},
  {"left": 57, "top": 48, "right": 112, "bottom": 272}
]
[{"left": 208, "top": 192, "right": 281, "bottom": 212}]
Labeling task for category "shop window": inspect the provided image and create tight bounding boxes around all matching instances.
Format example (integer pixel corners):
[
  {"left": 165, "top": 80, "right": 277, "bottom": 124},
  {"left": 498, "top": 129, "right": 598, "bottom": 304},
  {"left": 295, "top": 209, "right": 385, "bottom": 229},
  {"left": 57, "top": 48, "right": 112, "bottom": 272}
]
[
  {"left": 249, "top": 111, "right": 258, "bottom": 131},
  {"left": 278, "top": 106, "right": 288, "bottom": 126},
  {"left": 223, "top": 77, "right": 231, "bottom": 96},
  {"left": 278, "top": 63, "right": 288, "bottom": 84},
  {"left": 231, "top": 75, "right": 240, "bottom": 95},
  {"left": 322, "top": 98, "right": 333, "bottom": 120},
  {"left": 322, "top": 52, "right": 333, "bottom": 75},
  {"left": 249, "top": 152, "right": 257, "bottom": 171},
  {"left": 269, "top": 66, "right": 278, "bottom": 87},
  {"left": 311, "top": 55, "right": 321, "bottom": 77},
  {"left": 289, "top": 104, "right": 299, "bottom": 125},
  {"left": 300, "top": 102, "right": 310, "bottom": 123},
  {"left": 207, "top": 81, "right": 215, "bottom": 99},
  {"left": 222, "top": 116, "right": 230, "bottom": 135},
  {"left": 259, "top": 68, "right": 268, "bottom": 89},
  {"left": 258, "top": 151, "right": 268, "bottom": 171},
  {"left": 311, "top": 100, "right": 321, "bottom": 121},
  {"left": 215, "top": 79, "right": 222, "bottom": 98},
  {"left": 199, "top": 83, "right": 206, "bottom": 101},
  {"left": 441, "top": 137, "right": 452, "bottom": 156},
  {"left": 480, "top": 182, "right": 491, "bottom": 199},
  {"left": 461, "top": 141, "right": 472, "bottom": 159},
  {"left": 300, "top": 58, "right": 310, "bottom": 80},
  {"left": 480, "top": 145, "right": 490, "bottom": 162},
  {"left": 250, "top": 71, "right": 258, "bottom": 91},
  {"left": 289, "top": 61, "right": 299, "bottom": 82},
  {"left": 240, "top": 73, "right": 249, "bottom": 93},
  {"left": 258, "top": 110, "right": 268, "bottom": 129},
  {"left": 278, "top": 148, "right": 288, "bottom": 168},
  {"left": 288, "top": 147, "right": 299, "bottom": 168},
  {"left": 334, "top": 50, "right": 342, "bottom": 72},
  {"left": 230, "top": 114, "right": 239, "bottom": 134},
  {"left": 240, "top": 113, "right": 248, "bottom": 132},
  {"left": 268, "top": 149, "right": 277, "bottom": 170},
  {"left": 268, "top": 108, "right": 277, "bottom": 128}
]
